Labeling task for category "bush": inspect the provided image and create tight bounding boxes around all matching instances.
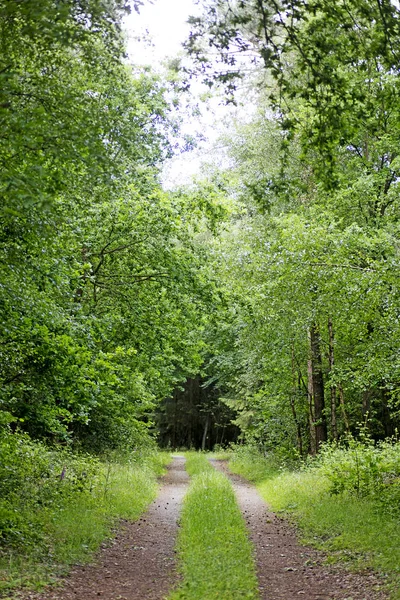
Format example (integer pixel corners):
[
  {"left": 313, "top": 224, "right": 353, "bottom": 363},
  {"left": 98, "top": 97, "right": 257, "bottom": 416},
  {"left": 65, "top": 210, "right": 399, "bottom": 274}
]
[
  {"left": 0, "top": 426, "right": 167, "bottom": 555},
  {"left": 311, "top": 438, "right": 400, "bottom": 516},
  {"left": 0, "top": 426, "right": 170, "bottom": 592},
  {"left": 0, "top": 428, "right": 100, "bottom": 549}
]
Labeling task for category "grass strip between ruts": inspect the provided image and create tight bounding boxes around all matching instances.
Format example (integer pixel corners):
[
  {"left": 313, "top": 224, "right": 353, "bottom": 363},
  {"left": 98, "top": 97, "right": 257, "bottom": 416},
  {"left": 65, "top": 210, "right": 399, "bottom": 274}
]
[{"left": 169, "top": 453, "right": 259, "bottom": 600}]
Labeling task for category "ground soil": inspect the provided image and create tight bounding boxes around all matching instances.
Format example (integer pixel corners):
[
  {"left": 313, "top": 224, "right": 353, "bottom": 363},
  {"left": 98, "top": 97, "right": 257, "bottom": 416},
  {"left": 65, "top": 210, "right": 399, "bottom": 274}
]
[
  {"left": 14, "top": 455, "right": 391, "bottom": 600},
  {"left": 211, "top": 459, "right": 389, "bottom": 600},
  {"left": 18, "top": 456, "right": 188, "bottom": 600}
]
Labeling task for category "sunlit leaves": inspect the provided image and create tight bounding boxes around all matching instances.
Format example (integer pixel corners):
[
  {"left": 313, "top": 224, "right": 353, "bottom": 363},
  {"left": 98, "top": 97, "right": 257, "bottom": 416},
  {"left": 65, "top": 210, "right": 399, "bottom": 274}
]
[{"left": 0, "top": 0, "right": 224, "bottom": 449}]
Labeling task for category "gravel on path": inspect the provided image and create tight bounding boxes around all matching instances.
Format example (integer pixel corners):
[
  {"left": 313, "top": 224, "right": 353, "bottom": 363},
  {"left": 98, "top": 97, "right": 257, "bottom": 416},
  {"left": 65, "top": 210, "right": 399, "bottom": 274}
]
[
  {"left": 210, "top": 458, "right": 388, "bottom": 600},
  {"left": 19, "top": 456, "right": 188, "bottom": 600}
]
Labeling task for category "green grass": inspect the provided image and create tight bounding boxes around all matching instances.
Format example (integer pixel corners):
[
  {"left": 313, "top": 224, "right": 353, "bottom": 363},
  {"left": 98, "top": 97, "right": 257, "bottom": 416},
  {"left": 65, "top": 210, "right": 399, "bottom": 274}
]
[
  {"left": 229, "top": 449, "right": 278, "bottom": 482},
  {"left": 184, "top": 452, "right": 215, "bottom": 476},
  {"left": 228, "top": 450, "right": 400, "bottom": 599},
  {"left": 207, "top": 449, "right": 232, "bottom": 461},
  {"left": 0, "top": 451, "right": 171, "bottom": 595},
  {"left": 169, "top": 453, "right": 259, "bottom": 600}
]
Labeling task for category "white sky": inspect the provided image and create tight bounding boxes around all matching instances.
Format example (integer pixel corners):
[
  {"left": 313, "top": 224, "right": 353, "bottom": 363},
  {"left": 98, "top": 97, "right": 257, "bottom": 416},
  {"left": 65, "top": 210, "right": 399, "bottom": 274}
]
[
  {"left": 124, "top": 0, "right": 200, "bottom": 65},
  {"left": 123, "top": 0, "right": 236, "bottom": 187}
]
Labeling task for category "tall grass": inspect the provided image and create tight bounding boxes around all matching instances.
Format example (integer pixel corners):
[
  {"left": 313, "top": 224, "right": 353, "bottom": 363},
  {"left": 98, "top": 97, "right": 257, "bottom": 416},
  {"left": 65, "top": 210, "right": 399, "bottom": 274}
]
[
  {"left": 170, "top": 453, "right": 259, "bottom": 600},
  {"left": 0, "top": 435, "right": 170, "bottom": 594},
  {"left": 228, "top": 443, "right": 400, "bottom": 599},
  {"left": 184, "top": 452, "right": 215, "bottom": 476},
  {"left": 229, "top": 445, "right": 281, "bottom": 482}
]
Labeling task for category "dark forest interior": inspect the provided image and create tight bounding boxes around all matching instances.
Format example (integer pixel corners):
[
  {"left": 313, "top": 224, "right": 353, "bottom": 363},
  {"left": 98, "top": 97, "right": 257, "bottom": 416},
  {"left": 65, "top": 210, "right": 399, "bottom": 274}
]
[{"left": 155, "top": 377, "right": 239, "bottom": 450}]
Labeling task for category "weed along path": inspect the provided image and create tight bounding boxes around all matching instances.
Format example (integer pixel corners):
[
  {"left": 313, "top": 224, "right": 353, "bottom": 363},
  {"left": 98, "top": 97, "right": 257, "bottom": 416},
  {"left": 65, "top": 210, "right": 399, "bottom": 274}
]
[
  {"left": 23, "top": 456, "right": 188, "bottom": 600},
  {"left": 210, "top": 459, "right": 388, "bottom": 600}
]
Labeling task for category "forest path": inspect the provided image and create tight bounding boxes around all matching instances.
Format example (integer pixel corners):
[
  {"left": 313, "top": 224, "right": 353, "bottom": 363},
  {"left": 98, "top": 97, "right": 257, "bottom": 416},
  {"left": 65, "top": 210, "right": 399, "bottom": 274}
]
[
  {"left": 210, "top": 459, "right": 388, "bottom": 600},
  {"left": 23, "top": 456, "right": 188, "bottom": 600}
]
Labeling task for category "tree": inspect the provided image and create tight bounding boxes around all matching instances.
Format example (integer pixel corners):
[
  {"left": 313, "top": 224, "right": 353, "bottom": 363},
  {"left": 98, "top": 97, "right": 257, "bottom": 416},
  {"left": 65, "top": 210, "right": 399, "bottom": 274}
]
[
  {"left": 0, "top": 0, "right": 229, "bottom": 450},
  {"left": 177, "top": 0, "right": 400, "bottom": 452}
]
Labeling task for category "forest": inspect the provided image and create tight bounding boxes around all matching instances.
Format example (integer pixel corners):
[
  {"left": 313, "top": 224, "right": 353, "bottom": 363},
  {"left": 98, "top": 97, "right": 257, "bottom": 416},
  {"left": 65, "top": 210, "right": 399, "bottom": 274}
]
[{"left": 0, "top": 0, "right": 399, "bottom": 597}]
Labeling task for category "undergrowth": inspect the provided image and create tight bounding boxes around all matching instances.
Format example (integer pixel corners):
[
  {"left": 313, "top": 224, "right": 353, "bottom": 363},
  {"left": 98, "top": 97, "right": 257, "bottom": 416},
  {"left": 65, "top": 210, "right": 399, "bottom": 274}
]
[
  {"left": 228, "top": 442, "right": 400, "bottom": 599},
  {"left": 0, "top": 427, "right": 170, "bottom": 594},
  {"left": 228, "top": 445, "right": 283, "bottom": 482},
  {"left": 170, "top": 452, "right": 259, "bottom": 600}
]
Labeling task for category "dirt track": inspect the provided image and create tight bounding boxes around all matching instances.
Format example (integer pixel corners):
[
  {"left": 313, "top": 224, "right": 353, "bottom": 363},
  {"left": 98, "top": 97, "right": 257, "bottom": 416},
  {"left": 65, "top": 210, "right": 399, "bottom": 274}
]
[
  {"left": 19, "top": 457, "right": 188, "bottom": 600},
  {"left": 16, "top": 456, "right": 390, "bottom": 600},
  {"left": 211, "top": 459, "right": 388, "bottom": 600}
]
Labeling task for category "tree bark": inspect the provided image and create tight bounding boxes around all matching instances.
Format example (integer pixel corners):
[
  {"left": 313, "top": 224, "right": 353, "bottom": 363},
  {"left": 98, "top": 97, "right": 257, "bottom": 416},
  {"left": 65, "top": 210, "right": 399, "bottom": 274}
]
[
  {"left": 172, "top": 389, "right": 178, "bottom": 448},
  {"left": 338, "top": 384, "right": 350, "bottom": 435},
  {"left": 201, "top": 415, "right": 209, "bottom": 451},
  {"left": 291, "top": 345, "right": 304, "bottom": 455},
  {"left": 309, "top": 323, "right": 327, "bottom": 451},
  {"left": 381, "top": 389, "right": 394, "bottom": 437},
  {"left": 362, "top": 389, "right": 372, "bottom": 418},
  {"left": 307, "top": 357, "right": 316, "bottom": 455},
  {"left": 220, "top": 425, "right": 226, "bottom": 447},
  {"left": 328, "top": 318, "right": 338, "bottom": 441}
]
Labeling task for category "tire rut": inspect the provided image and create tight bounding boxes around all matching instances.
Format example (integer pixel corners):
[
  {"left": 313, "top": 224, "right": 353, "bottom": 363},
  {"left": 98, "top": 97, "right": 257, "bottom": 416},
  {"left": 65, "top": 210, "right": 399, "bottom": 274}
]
[
  {"left": 210, "top": 459, "right": 388, "bottom": 600},
  {"left": 21, "top": 456, "right": 188, "bottom": 600}
]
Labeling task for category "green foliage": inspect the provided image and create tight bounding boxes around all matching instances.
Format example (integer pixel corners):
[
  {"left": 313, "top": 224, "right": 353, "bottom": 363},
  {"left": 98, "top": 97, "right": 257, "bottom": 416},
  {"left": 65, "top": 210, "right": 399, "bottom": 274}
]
[
  {"left": 0, "top": 429, "right": 100, "bottom": 547},
  {"left": 0, "top": 426, "right": 169, "bottom": 592},
  {"left": 156, "top": 377, "right": 239, "bottom": 450},
  {"left": 258, "top": 472, "right": 400, "bottom": 594},
  {"left": 186, "top": 0, "right": 400, "bottom": 455},
  {"left": 313, "top": 438, "right": 400, "bottom": 516},
  {"left": 170, "top": 453, "right": 258, "bottom": 600},
  {"left": 184, "top": 452, "right": 215, "bottom": 476},
  {"left": 228, "top": 445, "right": 285, "bottom": 483},
  {"left": 227, "top": 443, "right": 400, "bottom": 592},
  {"left": 0, "top": 0, "right": 226, "bottom": 449},
  {"left": 216, "top": 205, "right": 400, "bottom": 436},
  {"left": 188, "top": 1, "right": 400, "bottom": 183}
]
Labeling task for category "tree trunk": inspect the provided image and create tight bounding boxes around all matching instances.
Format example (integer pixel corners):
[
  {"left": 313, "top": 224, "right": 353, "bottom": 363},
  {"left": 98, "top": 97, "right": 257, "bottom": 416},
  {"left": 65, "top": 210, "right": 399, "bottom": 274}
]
[
  {"left": 381, "top": 389, "right": 394, "bottom": 437},
  {"left": 172, "top": 389, "right": 178, "bottom": 448},
  {"left": 309, "top": 323, "right": 327, "bottom": 451},
  {"left": 307, "top": 358, "right": 316, "bottom": 455},
  {"left": 220, "top": 425, "right": 226, "bottom": 447},
  {"left": 328, "top": 318, "right": 338, "bottom": 441},
  {"left": 291, "top": 345, "right": 304, "bottom": 455},
  {"left": 362, "top": 389, "right": 372, "bottom": 418},
  {"left": 338, "top": 384, "right": 350, "bottom": 435},
  {"left": 201, "top": 415, "right": 209, "bottom": 451},
  {"left": 290, "top": 395, "right": 303, "bottom": 456}
]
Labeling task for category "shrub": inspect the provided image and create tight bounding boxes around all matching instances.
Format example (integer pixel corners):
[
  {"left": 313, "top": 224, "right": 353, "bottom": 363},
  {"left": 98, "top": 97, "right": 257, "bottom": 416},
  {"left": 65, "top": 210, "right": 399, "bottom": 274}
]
[
  {"left": 311, "top": 438, "right": 400, "bottom": 516},
  {"left": 0, "top": 427, "right": 101, "bottom": 550}
]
